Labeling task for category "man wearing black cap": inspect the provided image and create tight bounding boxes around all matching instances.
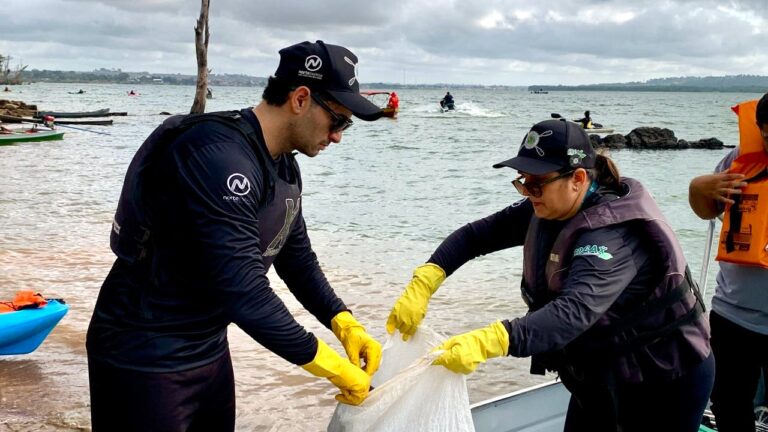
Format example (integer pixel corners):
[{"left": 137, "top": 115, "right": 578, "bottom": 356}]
[
  {"left": 386, "top": 119, "right": 713, "bottom": 431},
  {"left": 86, "top": 41, "right": 383, "bottom": 431}
]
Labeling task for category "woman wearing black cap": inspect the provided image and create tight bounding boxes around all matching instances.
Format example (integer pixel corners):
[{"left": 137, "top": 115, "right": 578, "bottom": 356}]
[{"left": 386, "top": 119, "right": 714, "bottom": 432}]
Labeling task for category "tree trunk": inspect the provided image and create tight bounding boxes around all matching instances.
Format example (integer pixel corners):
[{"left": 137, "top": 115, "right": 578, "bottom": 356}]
[{"left": 190, "top": 0, "right": 210, "bottom": 114}]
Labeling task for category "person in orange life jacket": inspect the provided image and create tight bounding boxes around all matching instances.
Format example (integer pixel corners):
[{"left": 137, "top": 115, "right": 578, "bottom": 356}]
[
  {"left": 689, "top": 93, "right": 768, "bottom": 432},
  {"left": 86, "top": 41, "right": 384, "bottom": 432},
  {"left": 386, "top": 91, "right": 399, "bottom": 110},
  {"left": 387, "top": 119, "right": 714, "bottom": 432}
]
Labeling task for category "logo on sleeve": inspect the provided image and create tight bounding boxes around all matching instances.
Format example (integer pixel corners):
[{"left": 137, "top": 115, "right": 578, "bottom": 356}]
[
  {"left": 227, "top": 173, "right": 251, "bottom": 196},
  {"left": 573, "top": 244, "right": 613, "bottom": 260}
]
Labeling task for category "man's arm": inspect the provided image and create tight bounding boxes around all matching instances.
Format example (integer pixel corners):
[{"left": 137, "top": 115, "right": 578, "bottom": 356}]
[
  {"left": 688, "top": 149, "right": 745, "bottom": 220},
  {"left": 688, "top": 173, "right": 745, "bottom": 219},
  {"left": 273, "top": 213, "right": 347, "bottom": 328}
]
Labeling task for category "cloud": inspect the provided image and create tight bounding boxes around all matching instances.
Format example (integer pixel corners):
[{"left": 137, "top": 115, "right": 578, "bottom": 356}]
[{"left": 1, "top": 0, "right": 767, "bottom": 85}]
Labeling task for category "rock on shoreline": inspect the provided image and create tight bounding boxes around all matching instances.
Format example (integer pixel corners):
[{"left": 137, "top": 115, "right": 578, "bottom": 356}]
[
  {"left": 0, "top": 99, "right": 38, "bottom": 118},
  {"left": 589, "top": 127, "right": 727, "bottom": 149}
]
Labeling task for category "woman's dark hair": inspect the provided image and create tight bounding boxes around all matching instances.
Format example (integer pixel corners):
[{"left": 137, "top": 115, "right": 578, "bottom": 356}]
[
  {"left": 588, "top": 151, "right": 621, "bottom": 193},
  {"left": 262, "top": 76, "right": 295, "bottom": 106},
  {"left": 756, "top": 92, "right": 768, "bottom": 127}
]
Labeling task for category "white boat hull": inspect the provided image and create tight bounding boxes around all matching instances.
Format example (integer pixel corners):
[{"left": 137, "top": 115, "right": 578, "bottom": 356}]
[
  {"left": 583, "top": 128, "right": 615, "bottom": 134},
  {"left": 471, "top": 381, "right": 569, "bottom": 432}
]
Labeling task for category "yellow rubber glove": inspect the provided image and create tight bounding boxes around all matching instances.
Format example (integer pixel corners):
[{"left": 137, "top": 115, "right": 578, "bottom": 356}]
[
  {"left": 433, "top": 321, "right": 510, "bottom": 374},
  {"left": 301, "top": 338, "right": 371, "bottom": 405},
  {"left": 331, "top": 311, "right": 382, "bottom": 376},
  {"left": 386, "top": 263, "right": 446, "bottom": 340}
]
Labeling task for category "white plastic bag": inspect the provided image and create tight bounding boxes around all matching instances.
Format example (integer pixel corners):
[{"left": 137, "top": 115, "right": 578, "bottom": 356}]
[{"left": 327, "top": 326, "right": 475, "bottom": 432}]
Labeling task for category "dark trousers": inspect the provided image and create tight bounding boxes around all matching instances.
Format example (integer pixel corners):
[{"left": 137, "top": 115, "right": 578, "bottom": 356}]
[
  {"left": 88, "top": 351, "right": 235, "bottom": 432},
  {"left": 710, "top": 310, "right": 768, "bottom": 432},
  {"left": 562, "top": 353, "right": 714, "bottom": 432}
]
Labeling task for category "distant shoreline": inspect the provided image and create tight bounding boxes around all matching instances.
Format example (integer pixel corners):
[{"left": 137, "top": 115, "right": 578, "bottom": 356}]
[
  {"left": 7, "top": 71, "right": 768, "bottom": 93},
  {"left": 6, "top": 81, "right": 768, "bottom": 94}
]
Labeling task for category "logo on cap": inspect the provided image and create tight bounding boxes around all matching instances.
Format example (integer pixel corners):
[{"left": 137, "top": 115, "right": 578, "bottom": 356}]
[
  {"left": 305, "top": 55, "right": 322, "bottom": 72},
  {"left": 523, "top": 130, "right": 552, "bottom": 156},
  {"left": 567, "top": 149, "right": 587, "bottom": 167},
  {"left": 343, "top": 56, "right": 358, "bottom": 86}
]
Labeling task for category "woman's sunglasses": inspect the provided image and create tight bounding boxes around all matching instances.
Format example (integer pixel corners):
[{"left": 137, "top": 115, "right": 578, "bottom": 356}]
[
  {"left": 512, "top": 170, "right": 574, "bottom": 198},
  {"left": 311, "top": 93, "right": 354, "bottom": 133}
]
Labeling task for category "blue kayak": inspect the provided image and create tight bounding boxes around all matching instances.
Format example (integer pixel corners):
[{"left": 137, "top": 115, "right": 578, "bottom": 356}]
[{"left": 0, "top": 300, "right": 69, "bottom": 355}]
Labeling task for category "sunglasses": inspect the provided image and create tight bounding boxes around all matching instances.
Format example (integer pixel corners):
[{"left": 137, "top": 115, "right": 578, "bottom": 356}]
[
  {"left": 512, "top": 170, "right": 574, "bottom": 198},
  {"left": 310, "top": 93, "right": 353, "bottom": 133}
]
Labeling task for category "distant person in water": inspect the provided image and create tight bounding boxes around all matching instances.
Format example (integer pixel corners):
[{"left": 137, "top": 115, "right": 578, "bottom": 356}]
[
  {"left": 207, "top": 88, "right": 213, "bottom": 99},
  {"left": 576, "top": 110, "right": 593, "bottom": 129},
  {"left": 386, "top": 91, "right": 399, "bottom": 110},
  {"left": 78, "top": 89, "right": 85, "bottom": 94},
  {"left": 128, "top": 90, "right": 137, "bottom": 96},
  {"left": 3, "top": 86, "right": 10, "bottom": 92},
  {"left": 440, "top": 92, "right": 454, "bottom": 110}
]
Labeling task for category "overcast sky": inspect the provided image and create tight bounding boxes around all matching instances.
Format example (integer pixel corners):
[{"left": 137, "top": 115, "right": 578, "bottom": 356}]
[{"left": 1, "top": 0, "right": 767, "bottom": 86}]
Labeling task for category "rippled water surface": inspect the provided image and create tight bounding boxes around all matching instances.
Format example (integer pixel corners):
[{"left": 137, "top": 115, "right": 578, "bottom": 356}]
[{"left": 0, "top": 83, "right": 759, "bottom": 430}]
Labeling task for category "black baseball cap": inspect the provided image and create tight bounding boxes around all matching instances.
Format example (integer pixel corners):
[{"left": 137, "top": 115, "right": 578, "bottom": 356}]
[
  {"left": 274, "top": 40, "right": 382, "bottom": 121},
  {"left": 493, "top": 119, "right": 596, "bottom": 175}
]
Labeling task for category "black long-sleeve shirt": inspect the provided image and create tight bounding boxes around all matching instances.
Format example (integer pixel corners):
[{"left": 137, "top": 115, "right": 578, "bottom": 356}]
[{"left": 86, "top": 109, "right": 346, "bottom": 372}]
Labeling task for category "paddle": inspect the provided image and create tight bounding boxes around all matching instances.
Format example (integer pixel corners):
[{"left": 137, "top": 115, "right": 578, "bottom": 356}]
[
  {"left": 54, "top": 123, "right": 112, "bottom": 136},
  {"left": 698, "top": 218, "right": 717, "bottom": 299}
]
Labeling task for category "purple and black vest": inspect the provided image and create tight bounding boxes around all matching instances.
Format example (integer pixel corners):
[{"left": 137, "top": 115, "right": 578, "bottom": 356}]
[{"left": 522, "top": 178, "right": 710, "bottom": 382}]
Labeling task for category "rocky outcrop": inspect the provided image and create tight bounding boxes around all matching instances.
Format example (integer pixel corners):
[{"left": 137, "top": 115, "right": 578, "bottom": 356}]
[
  {"left": 0, "top": 99, "right": 38, "bottom": 118},
  {"left": 590, "top": 127, "right": 726, "bottom": 150}
]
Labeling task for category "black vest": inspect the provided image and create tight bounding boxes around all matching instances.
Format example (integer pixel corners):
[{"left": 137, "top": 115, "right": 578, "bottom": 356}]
[{"left": 109, "top": 110, "right": 283, "bottom": 265}]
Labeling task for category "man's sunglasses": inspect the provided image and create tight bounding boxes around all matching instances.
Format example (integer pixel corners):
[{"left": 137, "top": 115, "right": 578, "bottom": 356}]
[
  {"left": 310, "top": 93, "right": 353, "bottom": 133},
  {"left": 512, "top": 170, "right": 574, "bottom": 198}
]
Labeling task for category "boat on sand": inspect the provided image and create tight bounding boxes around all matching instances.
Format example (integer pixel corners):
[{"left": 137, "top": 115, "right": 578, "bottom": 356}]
[
  {"left": 36, "top": 108, "right": 110, "bottom": 118},
  {"left": 0, "top": 298, "right": 69, "bottom": 355},
  {"left": 0, "top": 127, "right": 64, "bottom": 144}
]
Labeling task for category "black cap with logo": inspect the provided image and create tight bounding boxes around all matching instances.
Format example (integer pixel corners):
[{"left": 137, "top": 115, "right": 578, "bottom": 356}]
[
  {"left": 274, "top": 40, "right": 382, "bottom": 121},
  {"left": 493, "top": 119, "right": 596, "bottom": 175}
]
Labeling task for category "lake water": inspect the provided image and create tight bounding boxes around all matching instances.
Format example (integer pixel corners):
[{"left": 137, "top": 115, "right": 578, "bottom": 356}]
[{"left": 0, "top": 83, "right": 761, "bottom": 431}]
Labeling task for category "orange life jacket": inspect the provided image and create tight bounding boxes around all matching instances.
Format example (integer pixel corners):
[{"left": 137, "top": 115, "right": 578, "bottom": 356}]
[
  {"left": 0, "top": 290, "right": 48, "bottom": 313},
  {"left": 715, "top": 99, "right": 768, "bottom": 268}
]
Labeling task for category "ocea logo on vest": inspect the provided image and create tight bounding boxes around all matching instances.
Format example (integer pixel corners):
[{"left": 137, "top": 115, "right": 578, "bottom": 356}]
[
  {"left": 223, "top": 173, "right": 255, "bottom": 204},
  {"left": 264, "top": 198, "right": 301, "bottom": 257},
  {"left": 573, "top": 244, "right": 614, "bottom": 260}
]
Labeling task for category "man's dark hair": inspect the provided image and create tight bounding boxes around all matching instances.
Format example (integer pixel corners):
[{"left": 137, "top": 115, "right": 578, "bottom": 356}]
[
  {"left": 757, "top": 92, "right": 768, "bottom": 127},
  {"left": 262, "top": 76, "right": 295, "bottom": 106},
  {"left": 261, "top": 76, "right": 338, "bottom": 107}
]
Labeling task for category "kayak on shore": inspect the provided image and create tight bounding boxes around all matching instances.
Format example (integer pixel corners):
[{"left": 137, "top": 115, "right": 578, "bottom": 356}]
[{"left": 0, "top": 292, "right": 69, "bottom": 355}]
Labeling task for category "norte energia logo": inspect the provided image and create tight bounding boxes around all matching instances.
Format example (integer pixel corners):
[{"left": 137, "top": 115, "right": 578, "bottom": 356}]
[{"left": 227, "top": 173, "right": 251, "bottom": 196}]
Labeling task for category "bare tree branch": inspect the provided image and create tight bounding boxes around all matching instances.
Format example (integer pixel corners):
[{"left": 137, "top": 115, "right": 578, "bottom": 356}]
[{"left": 190, "top": 0, "right": 210, "bottom": 114}]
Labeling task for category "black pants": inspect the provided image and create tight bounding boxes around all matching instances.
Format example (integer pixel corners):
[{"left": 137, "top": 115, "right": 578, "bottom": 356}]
[
  {"left": 561, "top": 353, "right": 714, "bottom": 432},
  {"left": 710, "top": 310, "right": 768, "bottom": 432},
  {"left": 88, "top": 351, "right": 235, "bottom": 432}
]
